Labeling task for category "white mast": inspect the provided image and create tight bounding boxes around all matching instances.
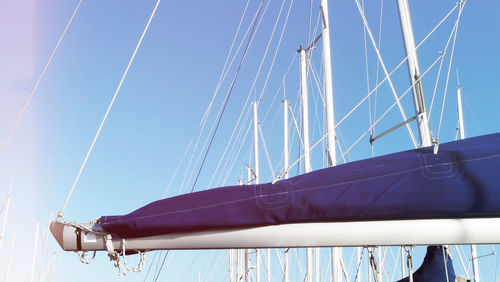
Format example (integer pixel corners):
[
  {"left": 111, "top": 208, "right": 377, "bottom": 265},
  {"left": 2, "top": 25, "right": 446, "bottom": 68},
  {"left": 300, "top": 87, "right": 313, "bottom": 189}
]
[
  {"left": 456, "top": 86, "right": 479, "bottom": 281},
  {"left": 245, "top": 165, "right": 252, "bottom": 282},
  {"left": 283, "top": 98, "right": 290, "bottom": 180},
  {"left": 49, "top": 252, "right": 57, "bottom": 282},
  {"left": 457, "top": 87, "right": 466, "bottom": 140},
  {"left": 5, "top": 234, "right": 15, "bottom": 282},
  {"left": 320, "top": 0, "right": 342, "bottom": 280},
  {"left": 253, "top": 102, "right": 260, "bottom": 184},
  {"left": 39, "top": 213, "right": 53, "bottom": 282},
  {"left": 299, "top": 49, "right": 312, "bottom": 174},
  {"left": 30, "top": 222, "right": 40, "bottom": 282},
  {"left": 267, "top": 249, "right": 271, "bottom": 282},
  {"left": 283, "top": 94, "right": 290, "bottom": 282},
  {"left": 230, "top": 249, "right": 234, "bottom": 282},
  {"left": 396, "top": 0, "right": 432, "bottom": 147},
  {"left": 320, "top": 0, "right": 337, "bottom": 167},
  {"left": 0, "top": 192, "right": 11, "bottom": 253},
  {"left": 299, "top": 47, "right": 314, "bottom": 282},
  {"left": 252, "top": 101, "right": 261, "bottom": 282}
]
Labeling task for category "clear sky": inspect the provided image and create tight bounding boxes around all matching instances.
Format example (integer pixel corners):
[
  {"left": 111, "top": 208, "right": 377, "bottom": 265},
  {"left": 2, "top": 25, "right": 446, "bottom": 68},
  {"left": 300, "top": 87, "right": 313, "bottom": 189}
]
[{"left": 1, "top": 0, "right": 499, "bottom": 281}]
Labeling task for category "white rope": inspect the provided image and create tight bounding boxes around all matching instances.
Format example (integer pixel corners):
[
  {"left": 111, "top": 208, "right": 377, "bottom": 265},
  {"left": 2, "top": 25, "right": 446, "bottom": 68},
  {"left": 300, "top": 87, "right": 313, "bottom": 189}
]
[
  {"left": 256, "top": 0, "right": 295, "bottom": 103},
  {"left": 78, "top": 251, "right": 96, "bottom": 264},
  {"left": 178, "top": 1, "right": 269, "bottom": 194},
  {"left": 120, "top": 239, "right": 147, "bottom": 273},
  {"left": 207, "top": 106, "right": 251, "bottom": 187},
  {"left": 429, "top": 4, "right": 463, "bottom": 119},
  {"left": 58, "top": 0, "right": 161, "bottom": 218},
  {"left": 162, "top": 139, "right": 193, "bottom": 197},
  {"left": 200, "top": 0, "right": 251, "bottom": 126},
  {"left": 288, "top": 103, "right": 306, "bottom": 152},
  {"left": 273, "top": 50, "right": 442, "bottom": 183},
  {"left": 215, "top": 109, "right": 252, "bottom": 186},
  {"left": 203, "top": 0, "right": 295, "bottom": 187},
  {"left": 371, "top": 0, "right": 385, "bottom": 142},
  {"left": 437, "top": 1, "right": 465, "bottom": 139},
  {"left": 258, "top": 124, "right": 276, "bottom": 180},
  {"left": 338, "top": 54, "right": 444, "bottom": 162},
  {"left": 0, "top": 0, "right": 83, "bottom": 158},
  {"left": 220, "top": 118, "right": 253, "bottom": 186},
  {"left": 307, "top": 61, "right": 325, "bottom": 106},
  {"left": 362, "top": 0, "right": 373, "bottom": 141},
  {"left": 336, "top": 0, "right": 460, "bottom": 133},
  {"left": 354, "top": 0, "right": 417, "bottom": 148},
  {"left": 453, "top": 245, "right": 471, "bottom": 278}
]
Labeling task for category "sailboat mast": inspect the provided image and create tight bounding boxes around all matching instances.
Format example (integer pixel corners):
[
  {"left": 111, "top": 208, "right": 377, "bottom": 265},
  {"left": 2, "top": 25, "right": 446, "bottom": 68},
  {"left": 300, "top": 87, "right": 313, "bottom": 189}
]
[
  {"left": 253, "top": 102, "right": 260, "bottom": 183},
  {"left": 252, "top": 101, "right": 261, "bottom": 282},
  {"left": 320, "top": 0, "right": 337, "bottom": 167},
  {"left": 5, "top": 234, "right": 15, "bottom": 282},
  {"left": 299, "top": 47, "right": 314, "bottom": 282},
  {"left": 396, "top": 0, "right": 432, "bottom": 147},
  {"left": 0, "top": 192, "right": 11, "bottom": 253},
  {"left": 30, "top": 222, "right": 40, "bottom": 282},
  {"left": 457, "top": 87, "right": 466, "bottom": 140},
  {"left": 320, "top": 0, "right": 342, "bottom": 280},
  {"left": 456, "top": 86, "right": 480, "bottom": 281},
  {"left": 283, "top": 93, "right": 290, "bottom": 282},
  {"left": 299, "top": 49, "right": 312, "bottom": 174}
]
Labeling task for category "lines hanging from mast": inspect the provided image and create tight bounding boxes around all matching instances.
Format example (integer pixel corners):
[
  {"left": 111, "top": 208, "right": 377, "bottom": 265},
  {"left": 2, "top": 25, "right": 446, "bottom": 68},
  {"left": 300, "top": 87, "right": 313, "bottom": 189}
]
[
  {"left": 190, "top": 1, "right": 264, "bottom": 193},
  {"left": 58, "top": 0, "right": 161, "bottom": 218}
]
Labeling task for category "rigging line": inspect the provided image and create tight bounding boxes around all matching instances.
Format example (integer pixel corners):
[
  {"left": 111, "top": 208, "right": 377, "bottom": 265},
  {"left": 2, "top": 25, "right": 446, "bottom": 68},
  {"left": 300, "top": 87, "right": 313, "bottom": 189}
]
[
  {"left": 361, "top": 0, "right": 372, "bottom": 137},
  {"left": 201, "top": 0, "right": 251, "bottom": 126},
  {"left": 241, "top": 0, "right": 288, "bottom": 109},
  {"left": 308, "top": 60, "right": 325, "bottom": 105},
  {"left": 153, "top": 250, "right": 170, "bottom": 282},
  {"left": 354, "top": 0, "right": 417, "bottom": 148},
  {"left": 336, "top": 0, "right": 459, "bottom": 135},
  {"left": 229, "top": 0, "right": 286, "bottom": 128},
  {"left": 186, "top": 1, "right": 262, "bottom": 191},
  {"left": 372, "top": 0, "right": 385, "bottom": 139},
  {"left": 0, "top": 0, "right": 83, "bottom": 158},
  {"left": 428, "top": 5, "right": 462, "bottom": 119},
  {"left": 208, "top": 108, "right": 250, "bottom": 187},
  {"left": 210, "top": 106, "right": 251, "bottom": 187},
  {"left": 190, "top": 1, "right": 264, "bottom": 193},
  {"left": 453, "top": 245, "right": 470, "bottom": 278},
  {"left": 288, "top": 103, "right": 306, "bottom": 152},
  {"left": 214, "top": 0, "right": 293, "bottom": 187},
  {"left": 258, "top": 123, "right": 276, "bottom": 179},
  {"left": 415, "top": 1, "right": 461, "bottom": 50},
  {"left": 336, "top": 131, "right": 347, "bottom": 164},
  {"left": 256, "top": 0, "right": 295, "bottom": 103},
  {"left": 437, "top": 1, "right": 465, "bottom": 139},
  {"left": 57, "top": 0, "right": 161, "bottom": 218},
  {"left": 338, "top": 54, "right": 443, "bottom": 162},
  {"left": 307, "top": 0, "right": 313, "bottom": 47},
  {"left": 162, "top": 139, "right": 194, "bottom": 197},
  {"left": 261, "top": 53, "right": 297, "bottom": 123},
  {"left": 143, "top": 251, "right": 159, "bottom": 281},
  {"left": 221, "top": 117, "right": 253, "bottom": 186},
  {"left": 181, "top": 0, "right": 270, "bottom": 195}
]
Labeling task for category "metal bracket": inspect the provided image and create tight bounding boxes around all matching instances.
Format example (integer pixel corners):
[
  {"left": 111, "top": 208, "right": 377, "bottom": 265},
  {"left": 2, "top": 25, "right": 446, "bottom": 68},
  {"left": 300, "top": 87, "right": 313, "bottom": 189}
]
[{"left": 370, "top": 116, "right": 417, "bottom": 144}]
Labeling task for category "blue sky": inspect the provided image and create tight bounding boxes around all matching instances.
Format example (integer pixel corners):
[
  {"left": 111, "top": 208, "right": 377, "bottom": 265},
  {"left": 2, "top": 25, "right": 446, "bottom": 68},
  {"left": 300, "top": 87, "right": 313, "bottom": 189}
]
[{"left": 1, "top": 0, "right": 500, "bottom": 281}]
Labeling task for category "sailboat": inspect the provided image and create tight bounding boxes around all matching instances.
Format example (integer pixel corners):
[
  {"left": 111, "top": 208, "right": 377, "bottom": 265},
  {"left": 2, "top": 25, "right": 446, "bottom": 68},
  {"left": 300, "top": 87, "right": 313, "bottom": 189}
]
[{"left": 43, "top": 0, "right": 499, "bottom": 280}]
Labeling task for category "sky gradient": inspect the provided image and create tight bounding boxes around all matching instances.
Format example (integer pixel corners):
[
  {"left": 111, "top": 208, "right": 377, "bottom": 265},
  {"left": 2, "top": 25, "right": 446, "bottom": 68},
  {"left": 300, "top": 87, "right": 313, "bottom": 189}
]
[{"left": 1, "top": 0, "right": 500, "bottom": 281}]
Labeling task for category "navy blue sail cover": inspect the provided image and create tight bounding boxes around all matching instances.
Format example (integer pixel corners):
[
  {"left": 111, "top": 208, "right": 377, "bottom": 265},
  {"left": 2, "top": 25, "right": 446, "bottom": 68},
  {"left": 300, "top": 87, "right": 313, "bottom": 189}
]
[{"left": 100, "top": 133, "right": 500, "bottom": 238}]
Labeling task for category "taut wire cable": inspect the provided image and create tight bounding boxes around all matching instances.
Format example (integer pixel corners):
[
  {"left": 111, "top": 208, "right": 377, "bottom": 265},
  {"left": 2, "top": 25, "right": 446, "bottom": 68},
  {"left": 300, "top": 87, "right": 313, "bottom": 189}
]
[
  {"left": 0, "top": 0, "right": 83, "bottom": 158},
  {"left": 58, "top": 0, "right": 161, "bottom": 218}
]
